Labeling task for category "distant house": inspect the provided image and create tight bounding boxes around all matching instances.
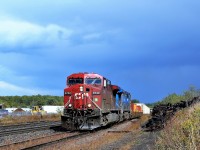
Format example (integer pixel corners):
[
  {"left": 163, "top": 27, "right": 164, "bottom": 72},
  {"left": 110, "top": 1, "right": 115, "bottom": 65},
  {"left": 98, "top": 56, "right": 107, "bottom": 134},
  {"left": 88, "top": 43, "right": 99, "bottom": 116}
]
[
  {"left": 14, "top": 108, "right": 24, "bottom": 112},
  {"left": 0, "top": 104, "right": 8, "bottom": 117},
  {"left": 42, "top": 105, "right": 64, "bottom": 114},
  {"left": 5, "top": 108, "right": 17, "bottom": 113},
  {"left": 21, "top": 108, "right": 31, "bottom": 112},
  {"left": 6, "top": 108, "right": 32, "bottom": 116}
]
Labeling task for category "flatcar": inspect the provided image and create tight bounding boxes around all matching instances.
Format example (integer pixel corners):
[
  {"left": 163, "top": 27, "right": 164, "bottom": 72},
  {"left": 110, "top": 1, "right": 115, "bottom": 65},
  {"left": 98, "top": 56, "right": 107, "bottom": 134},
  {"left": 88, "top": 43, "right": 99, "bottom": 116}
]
[{"left": 61, "top": 72, "right": 142, "bottom": 130}]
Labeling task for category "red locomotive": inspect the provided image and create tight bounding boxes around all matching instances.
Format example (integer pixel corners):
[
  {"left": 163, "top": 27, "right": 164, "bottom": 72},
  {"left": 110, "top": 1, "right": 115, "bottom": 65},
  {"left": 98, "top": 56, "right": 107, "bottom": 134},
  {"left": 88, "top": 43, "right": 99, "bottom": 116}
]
[{"left": 61, "top": 72, "right": 142, "bottom": 130}]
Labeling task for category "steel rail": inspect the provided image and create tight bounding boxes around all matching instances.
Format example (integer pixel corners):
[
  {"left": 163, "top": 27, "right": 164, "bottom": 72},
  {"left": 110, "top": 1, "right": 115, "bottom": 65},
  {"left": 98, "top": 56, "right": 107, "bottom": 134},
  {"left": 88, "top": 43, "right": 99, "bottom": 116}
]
[
  {"left": 0, "top": 131, "right": 73, "bottom": 149},
  {"left": 0, "top": 121, "right": 61, "bottom": 137},
  {"left": 0, "top": 121, "right": 60, "bottom": 131},
  {"left": 22, "top": 119, "right": 140, "bottom": 150},
  {"left": 21, "top": 132, "right": 90, "bottom": 150}
]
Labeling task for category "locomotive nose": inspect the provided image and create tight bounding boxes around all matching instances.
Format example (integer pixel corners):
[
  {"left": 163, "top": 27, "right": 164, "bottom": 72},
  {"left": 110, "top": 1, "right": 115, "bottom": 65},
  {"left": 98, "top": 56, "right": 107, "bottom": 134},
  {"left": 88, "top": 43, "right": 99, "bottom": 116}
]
[{"left": 70, "top": 85, "right": 88, "bottom": 109}]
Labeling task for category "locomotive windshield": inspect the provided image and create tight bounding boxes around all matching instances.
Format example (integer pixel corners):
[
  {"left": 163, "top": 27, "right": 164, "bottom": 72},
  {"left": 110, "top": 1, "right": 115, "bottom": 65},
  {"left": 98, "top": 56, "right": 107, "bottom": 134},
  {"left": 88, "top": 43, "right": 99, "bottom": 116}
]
[
  {"left": 85, "top": 78, "right": 102, "bottom": 85},
  {"left": 68, "top": 78, "right": 83, "bottom": 85}
]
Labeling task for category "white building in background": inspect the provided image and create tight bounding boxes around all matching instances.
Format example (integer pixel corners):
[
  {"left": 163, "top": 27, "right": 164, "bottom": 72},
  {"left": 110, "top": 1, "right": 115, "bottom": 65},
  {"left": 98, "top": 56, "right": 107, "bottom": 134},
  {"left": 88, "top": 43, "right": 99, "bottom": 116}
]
[
  {"left": 22, "top": 108, "right": 31, "bottom": 112},
  {"left": 42, "top": 106, "right": 64, "bottom": 114},
  {"left": 6, "top": 108, "right": 31, "bottom": 113},
  {"left": 136, "top": 103, "right": 151, "bottom": 114},
  {"left": 5, "top": 108, "right": 17, "bottom": 113},
  {"left": 6, "top": 106, "right": 63, "bottom": 114}
]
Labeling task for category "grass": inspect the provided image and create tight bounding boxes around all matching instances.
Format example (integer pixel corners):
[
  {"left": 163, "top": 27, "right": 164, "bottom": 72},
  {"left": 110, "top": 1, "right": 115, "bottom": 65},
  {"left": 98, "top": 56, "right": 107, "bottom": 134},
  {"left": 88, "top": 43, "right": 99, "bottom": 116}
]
[
  {"left": 155, "top": 103, "right": 200, "bottom": 150},
  {"left": 0, "top": 114, "right": 60, "bottom": 125}
]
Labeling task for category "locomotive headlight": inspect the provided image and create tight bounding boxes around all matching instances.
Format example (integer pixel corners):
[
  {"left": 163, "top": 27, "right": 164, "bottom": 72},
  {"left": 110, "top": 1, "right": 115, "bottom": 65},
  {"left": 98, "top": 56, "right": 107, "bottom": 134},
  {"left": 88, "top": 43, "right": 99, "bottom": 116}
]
[
  {"left": 93, "top": 98, "right": 98, "bottom": 102},
  {"left": 88, "top": 104, "right": 92, "bottom": 108},
  {"left": 68, "top": 104, "right": 72, "bottom": 107},
  {"left": 80, "top": 86, "right": 83, "bottom": 92}
]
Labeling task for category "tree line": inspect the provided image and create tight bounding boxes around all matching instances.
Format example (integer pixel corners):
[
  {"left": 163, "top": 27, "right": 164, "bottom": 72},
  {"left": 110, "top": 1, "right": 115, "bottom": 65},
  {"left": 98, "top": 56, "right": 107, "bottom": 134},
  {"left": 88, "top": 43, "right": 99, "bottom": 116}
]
[
  {"left": 146, "top": 86, "right": 200, "bottom": 108},
  {"left": 0, "top": 86, "right": 199, "bottom": 109},
  {"left": 0, "top": 96, "right": 140, "bottom": 108},
  {"left": 0, "top": 95, "right": 63, "bottom": 108}
]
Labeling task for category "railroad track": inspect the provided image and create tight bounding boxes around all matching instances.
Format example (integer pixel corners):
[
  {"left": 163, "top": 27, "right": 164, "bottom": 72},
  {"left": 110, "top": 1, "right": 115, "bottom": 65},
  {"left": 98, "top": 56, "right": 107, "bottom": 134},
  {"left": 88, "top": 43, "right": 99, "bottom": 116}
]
[
  {"left": 0, "top": 131, "right": 89, "bottom": 150},
  {"left": 1, "top": 119, "right": 139, "bottom": 149},
  {"left": 0, "top": 131, "right": 78, "bottom": 149},
  {"left": 0, "top": 121, "right": 61, "bottom": 137},
  {"left": 23, "top": 120, "right": 139, "bottom": 150},
  {"left": 22, "top": 124, "right": 133, "bottom": 150},
  {"left": 21, "top": 132, "right": 90, "bottom": 150}
]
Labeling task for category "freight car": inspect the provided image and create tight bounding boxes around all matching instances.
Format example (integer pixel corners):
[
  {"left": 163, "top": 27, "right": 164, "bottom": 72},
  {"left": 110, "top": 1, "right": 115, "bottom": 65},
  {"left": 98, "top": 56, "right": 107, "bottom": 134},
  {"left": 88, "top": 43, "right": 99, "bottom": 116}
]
[{"left": 61, "top": 72, "right": 142, "bottom": 130}]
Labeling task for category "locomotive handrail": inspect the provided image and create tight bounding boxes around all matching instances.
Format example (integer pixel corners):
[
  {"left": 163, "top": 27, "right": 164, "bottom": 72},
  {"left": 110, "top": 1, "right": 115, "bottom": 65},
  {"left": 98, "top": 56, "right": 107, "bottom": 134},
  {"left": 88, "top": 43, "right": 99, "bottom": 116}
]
[
  {"left": 64, "top": 95, "right": 102, "bottom": 111},
  {"left": 87, "top": 95, "right": 102, "bottom": 111},
  {"left": 64, "top": 96, "right": 71, "bottom": 108}
]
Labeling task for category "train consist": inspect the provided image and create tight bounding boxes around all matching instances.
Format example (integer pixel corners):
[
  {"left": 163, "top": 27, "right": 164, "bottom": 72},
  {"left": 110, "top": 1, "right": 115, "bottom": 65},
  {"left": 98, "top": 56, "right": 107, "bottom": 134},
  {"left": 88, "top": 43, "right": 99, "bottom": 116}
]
[
  {"left": 61, "top": 72, "right": 143, "bottom": 130},
  {"left": 142, "top": 96, "right": 200, "bottom": 131}
]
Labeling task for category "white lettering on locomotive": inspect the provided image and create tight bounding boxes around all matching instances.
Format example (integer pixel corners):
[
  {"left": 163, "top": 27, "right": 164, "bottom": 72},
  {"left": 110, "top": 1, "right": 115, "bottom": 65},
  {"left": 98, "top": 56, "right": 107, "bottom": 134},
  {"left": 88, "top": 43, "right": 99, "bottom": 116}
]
[{"left": 74, "top": 93, "right": 89, "bottom": 99}]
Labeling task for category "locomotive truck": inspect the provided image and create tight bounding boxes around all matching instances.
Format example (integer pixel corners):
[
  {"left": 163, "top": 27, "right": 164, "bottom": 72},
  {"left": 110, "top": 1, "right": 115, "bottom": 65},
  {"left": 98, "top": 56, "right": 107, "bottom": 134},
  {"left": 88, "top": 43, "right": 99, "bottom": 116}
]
[{"left": 61, "top": 72, "right": 142, "bottom": 130}]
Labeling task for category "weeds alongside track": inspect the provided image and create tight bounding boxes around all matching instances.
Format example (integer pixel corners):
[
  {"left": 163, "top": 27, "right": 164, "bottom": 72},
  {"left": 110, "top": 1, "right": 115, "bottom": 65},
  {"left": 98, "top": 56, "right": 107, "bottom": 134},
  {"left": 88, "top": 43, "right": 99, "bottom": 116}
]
[
  {"left": 142, "top": 96, "right": 200, "bottom": 131},
  {"left": 0, "top": 114, "right": 60, "bottom": 125},
  {"left": 155, "top": 103, "right": 200, "bottom": 150},
  {"left": 140, "top": 96, "right": 200, "bottom": 150}
]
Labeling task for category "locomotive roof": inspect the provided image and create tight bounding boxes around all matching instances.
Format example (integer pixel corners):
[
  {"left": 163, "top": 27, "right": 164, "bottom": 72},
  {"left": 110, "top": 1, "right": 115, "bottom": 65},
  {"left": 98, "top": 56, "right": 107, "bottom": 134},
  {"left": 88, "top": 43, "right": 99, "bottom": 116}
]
[
  {"left": 68, "top": 72, "right": 105, "bottom": 78},
  {"left": 111, "top": 85, "right": 130, "bottom": 95},
  {"left": 67, "top": 72, "right": 130, "bottom": 95}
]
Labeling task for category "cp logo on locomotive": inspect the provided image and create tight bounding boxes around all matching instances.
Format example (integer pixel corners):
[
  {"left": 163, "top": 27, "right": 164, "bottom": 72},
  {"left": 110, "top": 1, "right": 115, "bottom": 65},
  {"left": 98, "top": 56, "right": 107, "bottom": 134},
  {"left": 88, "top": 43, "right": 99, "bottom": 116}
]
[{"left": 74, "top": 93, "right": 89, "bottom": 99}]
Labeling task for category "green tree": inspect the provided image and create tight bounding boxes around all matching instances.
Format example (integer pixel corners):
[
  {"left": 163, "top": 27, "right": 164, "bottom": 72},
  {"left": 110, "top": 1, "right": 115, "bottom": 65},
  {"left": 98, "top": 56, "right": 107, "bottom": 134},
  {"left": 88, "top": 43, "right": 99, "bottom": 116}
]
[
  {"left": 183, "top": 86, "right": 200, "bottom": 100},
  {"left": 131, "top": 99, "right": 140, "bottom": 103},
  {"left": 46, "top": 98, "right": 57, "bottom": 105}
]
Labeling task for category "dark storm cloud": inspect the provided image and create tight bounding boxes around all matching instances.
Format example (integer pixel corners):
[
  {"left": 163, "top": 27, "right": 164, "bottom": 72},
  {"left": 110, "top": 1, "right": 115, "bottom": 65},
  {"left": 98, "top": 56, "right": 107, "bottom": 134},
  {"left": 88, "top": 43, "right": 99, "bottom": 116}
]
[{"left": 0, "top": 0, "right": 200, "bottom": 102}]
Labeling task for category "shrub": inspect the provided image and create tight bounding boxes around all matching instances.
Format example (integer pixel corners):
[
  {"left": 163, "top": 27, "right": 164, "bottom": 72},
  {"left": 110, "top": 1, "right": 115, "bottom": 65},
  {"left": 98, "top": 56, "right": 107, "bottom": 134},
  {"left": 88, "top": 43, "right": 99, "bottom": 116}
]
[{"left": 155, "top": 104, "right": 200, "bottom": 150}]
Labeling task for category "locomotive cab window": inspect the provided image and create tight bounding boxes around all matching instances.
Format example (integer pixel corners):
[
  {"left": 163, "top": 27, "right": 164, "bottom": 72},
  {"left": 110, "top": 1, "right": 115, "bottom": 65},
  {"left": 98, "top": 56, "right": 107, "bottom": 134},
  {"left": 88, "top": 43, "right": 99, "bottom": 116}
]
[
  {"left": 68, "top": 78, "right": 83, "bottom": 85},
  {"left": 85, "top": 78, "right": 102, "bottom": 85}
]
